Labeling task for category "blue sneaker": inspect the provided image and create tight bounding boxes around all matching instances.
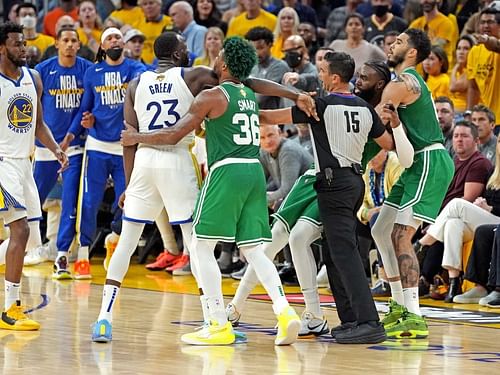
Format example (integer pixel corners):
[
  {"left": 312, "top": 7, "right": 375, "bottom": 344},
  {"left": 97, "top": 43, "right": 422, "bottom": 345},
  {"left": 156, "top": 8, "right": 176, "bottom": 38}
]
[
  {"left": 234, "top": 330, "right": 247, "bottom": 344},
  {"left": 92, "top": 319, "right": 112, "bottom": 343}
]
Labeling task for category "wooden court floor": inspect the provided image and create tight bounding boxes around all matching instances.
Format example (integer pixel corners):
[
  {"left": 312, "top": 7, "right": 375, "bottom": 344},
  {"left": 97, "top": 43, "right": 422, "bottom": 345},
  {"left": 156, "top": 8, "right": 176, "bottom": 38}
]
[{"left": 1, "top": 258, "right": 500, "bottom": 375}]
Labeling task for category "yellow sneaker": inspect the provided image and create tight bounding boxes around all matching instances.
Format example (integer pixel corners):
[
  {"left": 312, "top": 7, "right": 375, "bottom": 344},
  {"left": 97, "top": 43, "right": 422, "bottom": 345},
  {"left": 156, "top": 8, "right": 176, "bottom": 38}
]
[
  {"left": 104, "top": 233, "right": 119, "bottom": 271},
  {"left": 275, "top": 306, "right": 301, "bottom": 346},
  {"left": 0, "top": 301, "right": 40, "bottom": 331},
  {"left": 181, "top": 321, "right": 235, "bottom": 346}
]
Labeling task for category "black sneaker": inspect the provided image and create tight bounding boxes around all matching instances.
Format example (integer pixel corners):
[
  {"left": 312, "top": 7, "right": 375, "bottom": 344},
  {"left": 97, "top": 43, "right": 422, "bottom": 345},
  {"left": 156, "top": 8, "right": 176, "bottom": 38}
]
[
  {"left": 279, "top": 265, "right": 299, "bottom": 286},
  {"left": 334, "top": 321, "right": 386, "bottom": 344},
  {"left": 330, "top": 321, "right": 356, "bottom": 338},
  {"left": 220, "top": 260, "right": 245, "bottom": 278}
]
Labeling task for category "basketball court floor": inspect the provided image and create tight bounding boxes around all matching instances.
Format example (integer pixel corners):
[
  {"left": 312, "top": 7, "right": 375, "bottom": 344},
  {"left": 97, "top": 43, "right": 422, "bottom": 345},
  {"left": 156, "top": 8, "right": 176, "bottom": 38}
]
[{"left": 1, "top": 259, "right": 499, "bottom": 374}]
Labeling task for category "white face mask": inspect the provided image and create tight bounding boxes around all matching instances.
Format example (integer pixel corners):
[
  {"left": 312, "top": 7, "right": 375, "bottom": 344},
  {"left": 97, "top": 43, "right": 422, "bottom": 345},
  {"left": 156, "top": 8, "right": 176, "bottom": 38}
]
[{"left": 20, "top": 15, "right": 37, "bottom": 29}]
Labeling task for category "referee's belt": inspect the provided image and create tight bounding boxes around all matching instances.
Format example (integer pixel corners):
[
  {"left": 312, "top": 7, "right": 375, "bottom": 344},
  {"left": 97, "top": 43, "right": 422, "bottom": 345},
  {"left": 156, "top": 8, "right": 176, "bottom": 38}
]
[{"left": 316, "top": 164, "right": 363, "bottom": 185}]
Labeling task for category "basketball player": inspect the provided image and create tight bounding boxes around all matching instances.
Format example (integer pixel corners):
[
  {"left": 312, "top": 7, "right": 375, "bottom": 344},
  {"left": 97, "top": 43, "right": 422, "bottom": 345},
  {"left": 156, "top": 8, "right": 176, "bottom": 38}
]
[
  {"left": 63, "top": 27, "right": 146, "bottom": 279},
  {"left": 120, "top": 36, "right": 316, "bottom": 346},
  {"left": 371, "top": 29, "right": 455, "bottom": 339},
  {"left": 34, "top": 27, "right": 92, "bottom": 279},
  {"left": 0, "top": 22, "right": 68, "bottom": 330}
]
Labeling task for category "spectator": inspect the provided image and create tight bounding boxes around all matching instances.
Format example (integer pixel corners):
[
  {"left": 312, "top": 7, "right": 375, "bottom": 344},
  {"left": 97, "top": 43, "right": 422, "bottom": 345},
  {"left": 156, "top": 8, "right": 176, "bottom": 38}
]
[
  {"left": 44, "top": 0, "right": 79, "bottom": 38},
  {"left": 466, "top": 7, "right": 500, "bottom": 126},
  {"left": 136, "top": 0, "right": 172, "bottom": 64},
  {"left": 25, "top": 45, "right": 41, "bottom": 68},
  {"left": 450, "top": 35, "right": 476, "bottom": 115},
  {"left": 272, "top": 0, "right": 318, "bottom": 28},
  {"left": 271, "top": 6, "right": 300, "bottom": 60},
  {"left": 329, "top": 13, "right": 386, "bottom": 74},
  {"left": 226, "top": 0, "right": 277, "bottom": 38},
  {"left": 16, "top": 2, "right": 55, "bottom": 55},
  {"left": 245, "top": 26, "right": 290, "bottom": 109},
  {"left": 382, "top": 30, "right": 398, "bottom": 58},
  {"left": 77, "top": 1, "right": 103, "bottom": 54},
  {"left": 291, "top": 123, "right": 313, "bottom": 155},
  {"left": 123, "top": 28, "right": 148, "bottom": 65},
  {"left": 435, "top": 96, "right": 455, "bottom": 157},
  {"left": 461, "top": 0, "right": 495, "bottom": 36},
  {"left": 298, "top": 22, "right": 319, "bottom": 62},
  {"left": 222, "top": 0, "right": 244, "bottom": 24},
  {"left": 422, "top": 45, "right": 450, "bottom": 100},
  {"left": 193, "top": 26, "right": 224, "bottom": 68},
  {"left": 324, "top": 0, "right": 362, "bottom": 44},
  {"left": 5, "top": 0, "right": 22, "bottom": 22},
  {"left": 364, "top": 0, "right": 407, "bottom": 49},
  {"left": 169, "top": 1, "right": 207, "bottom": 58},
  {"left": 108, "top": 0, "right": 144, "bottom": 28},
  {"left": 194, "top": 0, "right": 228, "bottom": 35},
  {"left": 472, "top": 104, "right": 497, "bottom": 165}
]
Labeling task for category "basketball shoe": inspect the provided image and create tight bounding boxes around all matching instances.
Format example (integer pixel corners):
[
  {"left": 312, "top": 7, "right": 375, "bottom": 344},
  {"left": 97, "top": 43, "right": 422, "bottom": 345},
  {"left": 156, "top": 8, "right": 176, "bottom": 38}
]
[
  {"left": 103, "top": 233, "right": 119, "bottom": 271},
  {"left": 145, "top": 251, "right": 182, "bottom": 271},
  {"left": 74, "top": 259, "right": 92, "bottom": 280},
  {"left": 92, "top": 319, "right": 112, "bottom": 343},
  {"left": 166, "top": 254, "right": 189, "bottom": 273},
  {"left": 52, "top": 255, "right": 73, "bottom": 280},
  {"left": 382, "top": 298, "right": 405, "bottom": 328},
  {"left": 385, "top": 311, "right": 428, "bottom": 339},
  {"left": 0, "top": 301, "right": 40, "bottom": 331},
  {"left": 226, "top": 303, "right": 241, "bottom": 327},
  {"left": 275, "top": 306, "right": 301, "bottom": 345},
  {"left": 181, "top": 320, "right": 235, "bottom": 345},
  {"left": 24, "top": 245, "right": 50, "bottom": 266},
  {"left": 298, "top": 311, "right": 329, "bottom": 337}
]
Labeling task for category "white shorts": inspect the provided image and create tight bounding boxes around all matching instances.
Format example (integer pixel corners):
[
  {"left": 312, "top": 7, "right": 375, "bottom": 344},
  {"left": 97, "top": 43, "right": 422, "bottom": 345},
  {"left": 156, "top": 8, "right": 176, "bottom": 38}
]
[
  {"left": 123, "top": 146, "right": 200, "bottom": 224},
  {"left": 0, "top": 157, "right": 42, "bottom": 224}
]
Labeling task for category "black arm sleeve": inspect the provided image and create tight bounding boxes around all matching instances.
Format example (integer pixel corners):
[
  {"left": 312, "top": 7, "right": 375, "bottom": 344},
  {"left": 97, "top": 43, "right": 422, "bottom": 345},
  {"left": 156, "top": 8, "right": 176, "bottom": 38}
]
[{"left": 368, "top": 106, "right": 386, "bottom": 139}]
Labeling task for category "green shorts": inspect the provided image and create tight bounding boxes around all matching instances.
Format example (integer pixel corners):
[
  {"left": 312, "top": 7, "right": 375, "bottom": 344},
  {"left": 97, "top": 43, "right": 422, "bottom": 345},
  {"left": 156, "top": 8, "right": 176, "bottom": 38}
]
[
  {"left": 193, "top": 160, "right": 272, "bottom": 247},
  {"left": 272, "top": 170, "right": 321, "bottom": 232},
  {"left": 384, "top": 148, "right": 454, "bottom": 223}
]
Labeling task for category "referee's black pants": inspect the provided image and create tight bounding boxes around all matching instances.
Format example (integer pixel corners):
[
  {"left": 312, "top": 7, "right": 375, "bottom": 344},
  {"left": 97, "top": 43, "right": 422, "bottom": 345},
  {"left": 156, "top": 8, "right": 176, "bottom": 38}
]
[{"left": 316, "top": 168, "right": 380, "bottom": 324}]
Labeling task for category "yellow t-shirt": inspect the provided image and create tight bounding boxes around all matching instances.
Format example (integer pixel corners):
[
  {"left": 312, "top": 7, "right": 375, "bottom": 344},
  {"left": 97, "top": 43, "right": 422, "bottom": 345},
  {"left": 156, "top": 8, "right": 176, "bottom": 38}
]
[
  {"left": 193, "top": 56, "right": 210, "bottom": 67},
  {"left": 77, "top": 27, "right": 102, "bottom": 47},
  {"left": 426, "top": 73, "right": 450, "bottom": 100},
  {"left": 26, "top": 33, "right": 55, "bottom": 55},
  {"left": 226, "top": 10, "right": 276, "bottom": 38},
  {"left": 136, "top": 15, "right": 172, "bottom": 64},
  {"left": 467, "top": 44, "right": 500, "bottom": 123},
  {"left": 109, "top": 7, "right": 144, "bottom": 28},
  {"left": 409, "top": 13, "right": 457, "bottom": 69},
  {"left": 270, "top": 35, "right": 284, "bottom": 60},
  {"left": 449, "top": 69, "right": 468, "bottom": 113}
]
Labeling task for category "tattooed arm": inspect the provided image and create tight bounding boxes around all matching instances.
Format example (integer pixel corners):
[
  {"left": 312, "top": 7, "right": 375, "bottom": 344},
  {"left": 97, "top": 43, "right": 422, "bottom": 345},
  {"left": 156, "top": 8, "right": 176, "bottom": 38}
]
[{"left": 375, "top": 73, "right": 421, "bottom": 114}]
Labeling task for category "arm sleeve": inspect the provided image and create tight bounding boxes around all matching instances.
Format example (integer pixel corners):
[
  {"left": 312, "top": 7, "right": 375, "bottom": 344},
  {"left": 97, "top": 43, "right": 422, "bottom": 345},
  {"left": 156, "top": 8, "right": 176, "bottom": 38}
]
[{"left": 368, "top": 107, "right": 386, "bottom": 139}]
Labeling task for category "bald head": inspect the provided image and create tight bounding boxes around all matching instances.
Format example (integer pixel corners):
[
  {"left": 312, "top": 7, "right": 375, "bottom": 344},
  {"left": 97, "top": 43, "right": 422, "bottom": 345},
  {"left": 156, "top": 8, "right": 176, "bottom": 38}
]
[
  {"left": 56, "top": 15, "right": 76, "bottom": 34},
  {"left": 283, "top": 35, "right": 306, "bottom": 50}
]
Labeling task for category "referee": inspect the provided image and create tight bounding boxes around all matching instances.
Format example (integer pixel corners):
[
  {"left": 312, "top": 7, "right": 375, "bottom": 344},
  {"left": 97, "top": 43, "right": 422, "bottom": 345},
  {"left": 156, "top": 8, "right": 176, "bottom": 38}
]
[{"left": 260, "top": 51, "right": 413, "bottom": 344}]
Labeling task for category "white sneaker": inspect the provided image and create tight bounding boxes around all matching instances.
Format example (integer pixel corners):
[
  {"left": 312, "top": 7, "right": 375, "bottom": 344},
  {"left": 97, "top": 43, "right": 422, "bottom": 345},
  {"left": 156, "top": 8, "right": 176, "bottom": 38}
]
[
  {"left": 24, "top": 245, "right": 50, "bottom": 266},
  {"left": 316, "top": 265, "right": 329, "bottom": 288},
  {"left": 453, "top": 286, "right": 488, "bottom": 304},
  {"left": 479, "top": 290, "right": 500, "bottom": 306},
  {"left": 298, "top": 311, "right": 329, "bottom": 337},
  {"left": 226, "top": 303, "right": 241, "bottom": 327}
]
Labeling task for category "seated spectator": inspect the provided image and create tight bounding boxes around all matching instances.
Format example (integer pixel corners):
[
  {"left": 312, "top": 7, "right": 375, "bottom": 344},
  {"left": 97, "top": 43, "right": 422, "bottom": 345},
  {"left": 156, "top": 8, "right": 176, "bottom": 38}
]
[
  {"left": 169, "top": 1, "right": 207, "bottom": 58},
  {"left": 17, "top": 2, "right": 55, "bottom": 55},
  {"left": 422, "top": 45, "right": 450, "bottom": 100},
  {"left": 363, "top": 0, "right": 407, "bottom": 49},
  {"left": 5, "top": 0, "right": 22, "bottom": 22},
  {"left": 416, "top": 122, "right": 493, "bottom": 299},
  {"left": 77, "top": 1, "right": 103, "bottom": 54},
  {"left": 324, "top": 0, "right": 362, "bottom": 44},
  {"left": 472, "top": 104, "right": 497, "bottom": 165},
  {"left": 460, "top": 0, "right": 495, "bottom": 36},
  {"left": 382, "top": 30, "right": 398, "bottom": 59},
  {"left": 193, "top": 26, "right": 224, "bottom": 68},
  {"left": 108, "top": 0, "right": 144, "bottom": 28},
  {"left": 282, "top": 35, "right": 319, "bottom": 94},
  {"left": 137, "top": 0, "right": 172, "bottom": 64},
  {"left": 194, "top": 0, "right": 228, "bottom": 35},
  {"left": 44, "top": 0, "right": 79, "bottom": 38},
  {"left": 435, "top": 96, "right": 455, "bottom": 157},
  {"left": 245, "top": 26, "right": 290, "bottom": 109},
  {"left": 123, "top": 28, "right": 149, "bottom": 66},
  {"left": 222, "top": 0, "right": 244, "bottom": 24},
  {"left": 329, "top": 13, "right": 386, "bottom": 74},
  {"left": 26, "top": 45, "right": 41, "bottom": 68},
  {"left": 226, "top": 0, "right": 277, "bottom": 38},
  {"left": 271, "top": 6, "right": 300, "bottom": 60},
  {"left": 450, "top": 35, "right": 475, "bottom": 115},
  {"left": 298, "top": 22, "right": 319, "bottom": 62},
  {"left": 273, "top": 0, "right": 318, "bottom": 28}
]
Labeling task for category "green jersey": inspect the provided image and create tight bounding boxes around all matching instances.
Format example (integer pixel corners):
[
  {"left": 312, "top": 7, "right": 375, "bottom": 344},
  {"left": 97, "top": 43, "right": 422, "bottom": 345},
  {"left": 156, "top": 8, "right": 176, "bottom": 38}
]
[
  {"left": 205, "top": 82, "right": 260, "bottom": 168},
  {"left": 398, "top": 68, "right": 444, "bottom": 151}
]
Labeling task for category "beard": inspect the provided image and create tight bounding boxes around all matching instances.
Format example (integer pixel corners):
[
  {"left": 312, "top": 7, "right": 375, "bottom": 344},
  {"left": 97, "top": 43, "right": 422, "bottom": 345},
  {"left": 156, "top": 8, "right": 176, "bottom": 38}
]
[
  {"left": 356, "top": 86, "right": 377, "bottom": 102},
  {"left": 7, "top": 50, "right": 26, "bottom": 67},
  {"left": 387, "top": 53, "right": 405, "bottom": 68}
]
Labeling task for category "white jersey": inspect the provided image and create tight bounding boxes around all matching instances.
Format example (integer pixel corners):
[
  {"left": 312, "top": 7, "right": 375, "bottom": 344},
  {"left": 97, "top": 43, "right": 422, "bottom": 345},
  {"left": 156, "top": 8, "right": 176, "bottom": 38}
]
[
  {"left": 0, "top": 67, "right": 38, "bottom": 158},
  {"left": 134, "top": 67, "right": 195, "bottom": 149}
]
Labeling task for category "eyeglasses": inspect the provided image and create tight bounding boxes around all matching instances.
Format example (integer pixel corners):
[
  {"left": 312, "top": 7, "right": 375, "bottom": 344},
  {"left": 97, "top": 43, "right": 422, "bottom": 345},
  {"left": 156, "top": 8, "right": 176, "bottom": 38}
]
[{"left": 479, "top": 20, "right": 498, "bottom": 25}]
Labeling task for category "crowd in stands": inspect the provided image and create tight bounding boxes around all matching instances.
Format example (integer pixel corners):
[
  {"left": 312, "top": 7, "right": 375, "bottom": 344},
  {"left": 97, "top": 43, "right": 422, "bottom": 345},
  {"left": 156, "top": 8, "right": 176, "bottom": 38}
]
[{"left": 1, "top": 0, "right": 500, "bottom": 308}]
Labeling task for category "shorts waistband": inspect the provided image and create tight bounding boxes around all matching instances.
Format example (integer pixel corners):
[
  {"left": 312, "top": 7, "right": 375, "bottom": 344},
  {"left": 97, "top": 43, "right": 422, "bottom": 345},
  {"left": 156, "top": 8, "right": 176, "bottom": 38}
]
[
  {"left": 415, "top": 143, "right": 445, "bottom": 154},
  {"left": 210, "top": 158, "right": 260, "bottom": 171}
]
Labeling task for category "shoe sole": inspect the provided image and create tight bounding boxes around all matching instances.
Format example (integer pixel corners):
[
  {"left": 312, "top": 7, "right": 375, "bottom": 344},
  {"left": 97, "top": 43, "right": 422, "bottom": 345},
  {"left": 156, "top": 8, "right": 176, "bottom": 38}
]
[
  {"left": 386, "top": 330, "right": 429, "bottom": 339},
  {"left": 172, "top": 271, "right": 192, "bottom": 276},
  {"left": 298, "top": 327, "right": 329, "bottom": 338},
  {"left": 275, "top": 319, "right": 300, "bottom": 346},
  {"left": 52, "top": 273, "right": 73, "bottom": 280},
  {"left": 74, "top": 274, "right": 92, "bottom": 280},
  {"left": 181, "top": 335, "right": 235, "bottom": 346},
  {"left": 335, "top": 331, "right": 387, "bottom": 344},
  {"left": 0, "top": 323, "right": 40, "bottom": 331},
  {"left": 92, "top": 336, "right": 112, "bottom": 343},
  {"left": 454, "top": 298, "right": 482, "bottom": 304}
]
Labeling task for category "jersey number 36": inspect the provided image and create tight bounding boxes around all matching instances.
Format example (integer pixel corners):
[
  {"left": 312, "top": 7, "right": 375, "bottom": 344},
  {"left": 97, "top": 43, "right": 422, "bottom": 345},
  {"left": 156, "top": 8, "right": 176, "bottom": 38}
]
[{"left": 233, "top": 113, "right": 260, "bottom": 146}]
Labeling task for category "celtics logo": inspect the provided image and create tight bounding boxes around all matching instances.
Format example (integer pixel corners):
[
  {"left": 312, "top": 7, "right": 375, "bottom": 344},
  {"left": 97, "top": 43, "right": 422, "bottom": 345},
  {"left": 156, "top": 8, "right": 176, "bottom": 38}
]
[{"left": 7, "top": 93, "right": 34, "bottom": 133}]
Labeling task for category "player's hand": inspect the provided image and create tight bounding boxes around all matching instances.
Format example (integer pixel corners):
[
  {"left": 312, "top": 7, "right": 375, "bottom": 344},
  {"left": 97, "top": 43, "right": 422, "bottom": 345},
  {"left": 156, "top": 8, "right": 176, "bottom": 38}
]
[
  {"left": 54, "top": 148, "right": 69, "bottom": 173},
  {"left": 81, "top": 111, "right": 95, "bottom": 128},
  {"left": 296, "top": 93, "right": 319, "bottom": 121},
  {"left": 380, "top": 101, "right": 401, "bottom": 128},
  {"left": 59, "top": 133, "right": 75, "bottom": 151},
  {"left": 121, "top": 122, "right": 139, "bottom": 146},
  {"left": 118, "top": 192, "right": 126, "bottom": 209},
  {"left": 283, "top": 72, "right": 300, "bottom": 85}
]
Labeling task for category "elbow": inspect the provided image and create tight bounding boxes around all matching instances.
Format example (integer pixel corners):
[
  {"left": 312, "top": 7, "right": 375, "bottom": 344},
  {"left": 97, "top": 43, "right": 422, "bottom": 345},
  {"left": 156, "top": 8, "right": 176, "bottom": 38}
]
[{"left": 398, "top": 154, "right": 414, "bottom": 169}]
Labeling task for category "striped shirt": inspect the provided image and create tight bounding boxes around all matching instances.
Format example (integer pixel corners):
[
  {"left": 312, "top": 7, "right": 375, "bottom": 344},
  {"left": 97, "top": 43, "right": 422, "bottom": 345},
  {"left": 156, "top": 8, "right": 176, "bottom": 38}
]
[{"left": 292, "top": 93, "right": 385, "bottom": 172}]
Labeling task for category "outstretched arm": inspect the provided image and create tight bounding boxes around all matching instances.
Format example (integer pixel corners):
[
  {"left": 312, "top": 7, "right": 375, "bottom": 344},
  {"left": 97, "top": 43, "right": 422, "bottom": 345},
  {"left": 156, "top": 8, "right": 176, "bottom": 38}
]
[{"left": 259, "top": 108, "right": 293, "bottom": 126}]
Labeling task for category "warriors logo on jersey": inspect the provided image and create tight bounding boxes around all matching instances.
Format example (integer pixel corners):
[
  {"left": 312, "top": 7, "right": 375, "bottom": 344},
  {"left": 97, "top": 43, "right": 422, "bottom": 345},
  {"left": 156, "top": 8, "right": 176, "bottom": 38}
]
[{"left": 7, "top": 92, "right": 34, "bottom": 133}]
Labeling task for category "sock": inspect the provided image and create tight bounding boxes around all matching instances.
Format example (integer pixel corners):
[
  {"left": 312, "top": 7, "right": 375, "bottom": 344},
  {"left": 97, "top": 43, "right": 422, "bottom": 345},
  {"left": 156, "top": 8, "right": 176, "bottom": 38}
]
[
  {"left": 78, "top": 246, "right": 89, "bottom": 261},
  {"left": 390, "top": 281, "right": 404, "bottom": 305},
  {"left": 303, "top": 289, "right": 322, "bottom": 317},
  {"left": 241, "top": 245, "right": 289, "bottom": 315},
  {"left": 0, "top": 239, "right": 8, "bottom": 265},
  {"left": 4, "top": 280, "right": 20, "bottom": 310},
  {"left": 98, "top": 284, "right": 120, "bottom": 322},
  {"left": 403, "top": 287, "right": 421, "bottom": 315},
  {"left": 57, "top": 251, "right": 67, "bottom": 260},
  {"left": 200, "top": 295, "right": 210, "bottom": 323}
]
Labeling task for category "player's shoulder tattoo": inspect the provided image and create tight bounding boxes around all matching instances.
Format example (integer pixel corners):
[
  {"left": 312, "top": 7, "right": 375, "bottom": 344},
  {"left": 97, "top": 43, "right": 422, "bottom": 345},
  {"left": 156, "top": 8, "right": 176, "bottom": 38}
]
[{"left": 398, "top": 73, "right": 421, "bottom": 95}]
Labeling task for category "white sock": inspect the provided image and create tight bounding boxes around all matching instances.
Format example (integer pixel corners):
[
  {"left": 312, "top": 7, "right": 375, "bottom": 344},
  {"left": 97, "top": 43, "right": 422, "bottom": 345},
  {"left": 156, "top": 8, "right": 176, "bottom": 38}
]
[
  {"left": 200, "top": 295, "right": 210, "bottom": 323},
  {"left": 403, "top": 287, "right": 421, "bottom": 315},
  {"left": 303, "top": 289, "right": 322, "bottom": 317},
  {"left": 0, "top": 239, "right": 8, "bottom": 265},
  {"left": 4, "top": 280, "right": 20, "bottom": 310},
  {"left": 98, "top": 284, "right": 120, "bottom": 322},
  {"left": 390, "top": 281, "right": 404, "bottom": 305},
  {"left": 78, "top": 246, "right": 89, "bottom": 261},
  {"left": 27, "top": 221, "right": 42, "bottom": 251},
  {"left": 57, "top": 251, "right": 67, "bottom": 260},
  {"left": 241, "top": 245, "right": 289, "bottom": 315}
]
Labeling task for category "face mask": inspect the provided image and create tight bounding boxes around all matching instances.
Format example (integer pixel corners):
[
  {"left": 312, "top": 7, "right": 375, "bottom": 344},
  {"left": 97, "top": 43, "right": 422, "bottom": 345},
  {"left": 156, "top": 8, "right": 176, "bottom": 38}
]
[
  {"left": 284, "top": 51, "right": 302, "bottom": 68},
  {"left": 20, "top": 15, "right": 36, "bottom": 29},
  {"left": 106, "top": 47, "right": 123, "bottom": 61},
  {"left": 373, "top": 5, "right": 389, "bottom": 17}
]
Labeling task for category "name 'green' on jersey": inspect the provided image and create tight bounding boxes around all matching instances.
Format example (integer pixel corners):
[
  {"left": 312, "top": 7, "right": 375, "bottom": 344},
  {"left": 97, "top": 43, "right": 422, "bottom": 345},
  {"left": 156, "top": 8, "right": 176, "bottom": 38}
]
[
  {"left": 397, "top": 68, "right": 444, "bottom": 151},
  {"left": 204, "top": 82, "right": 260, "bottom": 168}
]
